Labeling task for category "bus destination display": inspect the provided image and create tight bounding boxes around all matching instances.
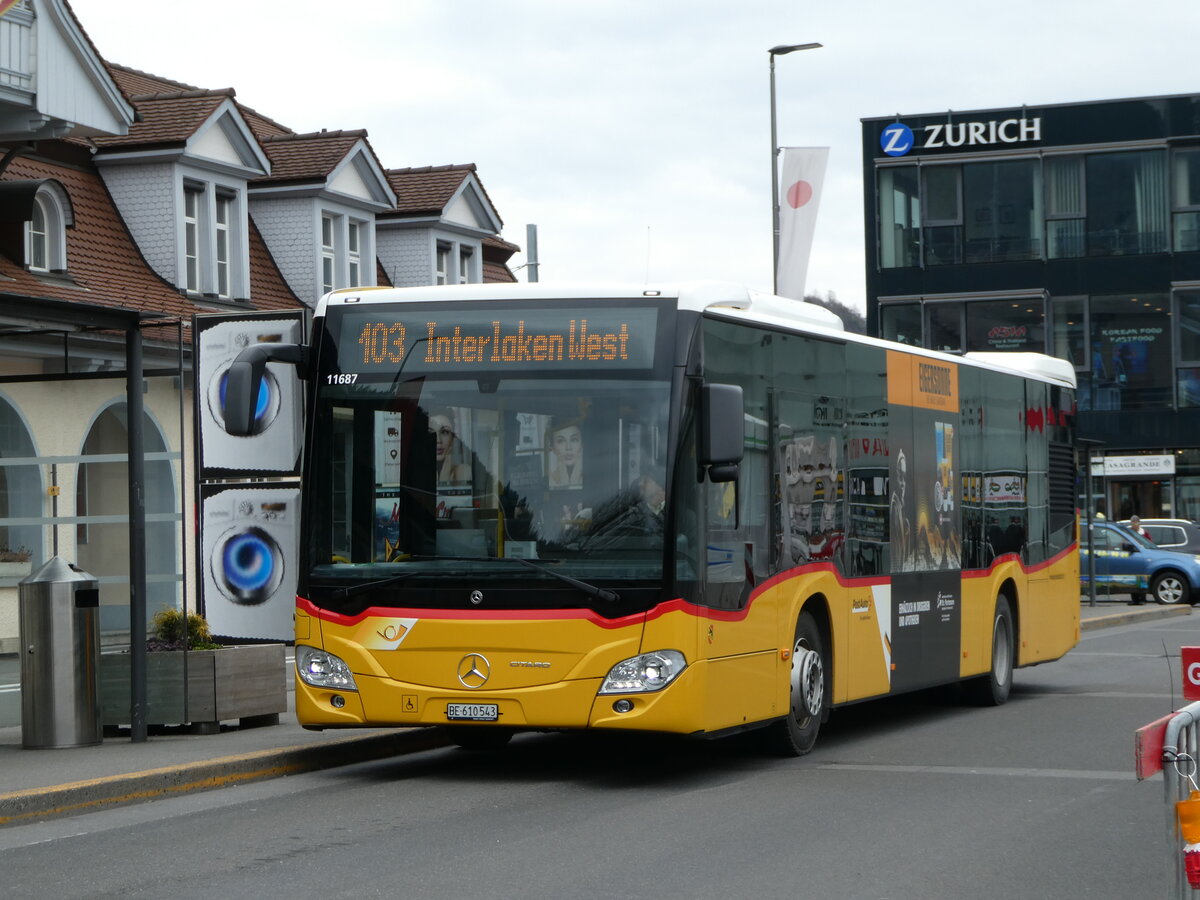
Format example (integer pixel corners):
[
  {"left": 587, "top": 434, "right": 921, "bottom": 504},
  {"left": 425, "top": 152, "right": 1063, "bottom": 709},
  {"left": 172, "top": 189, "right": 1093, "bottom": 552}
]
[{"left": 335, "top": 307, "right": 658, "bottom": 373}]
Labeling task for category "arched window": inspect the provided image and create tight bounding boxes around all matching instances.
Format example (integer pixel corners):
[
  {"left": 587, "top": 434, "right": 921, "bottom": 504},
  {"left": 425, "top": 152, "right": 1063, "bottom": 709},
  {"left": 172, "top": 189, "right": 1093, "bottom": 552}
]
[
  {"left": 24, "top": 183, "right": 71, "bottom": 273},
  {"left": 77, "top": 404, "right": 179, "bottom": 637},
  {"left": 0, "top": 397, "right": 42, "bottom": 579}
]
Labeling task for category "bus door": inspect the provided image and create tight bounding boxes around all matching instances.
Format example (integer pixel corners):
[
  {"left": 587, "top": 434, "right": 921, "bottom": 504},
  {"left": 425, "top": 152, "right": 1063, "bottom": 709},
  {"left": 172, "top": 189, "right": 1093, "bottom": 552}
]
[{"left": 697, "top": 412, "right": 777, "bottom": 732}]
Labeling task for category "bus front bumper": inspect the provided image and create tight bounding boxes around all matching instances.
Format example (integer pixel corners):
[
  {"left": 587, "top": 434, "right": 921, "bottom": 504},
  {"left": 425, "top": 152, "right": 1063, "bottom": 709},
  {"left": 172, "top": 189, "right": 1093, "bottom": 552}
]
[{"left": 295, "top": 664, "right": 708, "bottom": 735}]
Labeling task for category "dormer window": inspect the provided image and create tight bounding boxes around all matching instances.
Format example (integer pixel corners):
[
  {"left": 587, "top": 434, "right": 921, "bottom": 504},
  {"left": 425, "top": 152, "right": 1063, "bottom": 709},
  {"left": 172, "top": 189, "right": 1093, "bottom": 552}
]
[
  {"left": 317, "top": 211, "right": 373, "bottom": 297},
  {"left": 184, "top": 186, "right": 201, "bottom": 291},
  {"left": 25, "top": 185, "right": 69, "bottom": 273},
  {"left": 215, "top": 193, "right": 231, "bottom": 298},
  {"left": 436, "top": 243, "right": 450, "bottom": 285},
  {"left": 321, "top": 215, "right": 335, "bottom": 294},
  {"left": 348, "top": 220, "right": 361, "bottom": 286},
  {"left": 181, "top": 179, "right": 243, "bottom": 299}
]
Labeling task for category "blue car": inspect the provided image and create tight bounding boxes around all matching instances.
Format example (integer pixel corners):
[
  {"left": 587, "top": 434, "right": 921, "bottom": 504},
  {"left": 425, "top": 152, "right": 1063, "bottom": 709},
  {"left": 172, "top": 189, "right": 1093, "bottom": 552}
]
[{"left": 1081, "top": 521, "right": 1200, "bottom": 605}]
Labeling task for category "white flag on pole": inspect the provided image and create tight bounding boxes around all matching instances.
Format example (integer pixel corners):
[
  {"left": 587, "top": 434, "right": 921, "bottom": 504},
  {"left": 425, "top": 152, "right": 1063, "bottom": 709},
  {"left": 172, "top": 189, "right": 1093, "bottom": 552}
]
[{"left": 776, "top": 146, "right": 829, "bottom": 300}]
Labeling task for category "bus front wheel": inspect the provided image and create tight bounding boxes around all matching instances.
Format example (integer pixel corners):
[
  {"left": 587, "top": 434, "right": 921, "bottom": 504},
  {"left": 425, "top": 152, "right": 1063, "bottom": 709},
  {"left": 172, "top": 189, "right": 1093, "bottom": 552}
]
[
  {"left": 966, "top": 595, "right": 1014, "bottom": 706},
  {"left": 765, "top": 610, "right": 827, "bottom": 757}
]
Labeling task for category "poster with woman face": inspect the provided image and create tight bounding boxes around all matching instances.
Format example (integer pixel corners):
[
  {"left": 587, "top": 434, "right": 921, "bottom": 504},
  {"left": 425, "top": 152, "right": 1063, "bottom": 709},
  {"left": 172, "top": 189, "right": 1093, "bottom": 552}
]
[{"left": 546, "top": 420, "right": 583, "bottom": 490}]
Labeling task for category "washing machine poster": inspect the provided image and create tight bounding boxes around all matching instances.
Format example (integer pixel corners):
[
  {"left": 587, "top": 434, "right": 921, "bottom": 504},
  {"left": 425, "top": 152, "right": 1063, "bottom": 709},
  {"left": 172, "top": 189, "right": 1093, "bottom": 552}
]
[
  {"left": 201, "top": 486, "right": 299, "bottom": 640},
  {"left": 195, "top": 312, "right": 305, "bottom": 477}
]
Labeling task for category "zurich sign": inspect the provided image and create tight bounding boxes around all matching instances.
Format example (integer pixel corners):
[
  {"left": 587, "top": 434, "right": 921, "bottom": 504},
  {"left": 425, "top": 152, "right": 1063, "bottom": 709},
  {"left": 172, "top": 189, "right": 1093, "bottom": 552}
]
[{"left": 881, "top": 123, "right": 913, "bottom": 157}]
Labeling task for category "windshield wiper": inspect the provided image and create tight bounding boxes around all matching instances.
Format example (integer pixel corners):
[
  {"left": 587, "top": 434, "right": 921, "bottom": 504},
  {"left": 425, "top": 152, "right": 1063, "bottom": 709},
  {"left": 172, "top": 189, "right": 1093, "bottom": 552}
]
[
  {"left": 507, "top": 556, "right": 621, "bottom": 604},
  {"left": 408, "top": 555, "right": 621, "bottom": 604}
]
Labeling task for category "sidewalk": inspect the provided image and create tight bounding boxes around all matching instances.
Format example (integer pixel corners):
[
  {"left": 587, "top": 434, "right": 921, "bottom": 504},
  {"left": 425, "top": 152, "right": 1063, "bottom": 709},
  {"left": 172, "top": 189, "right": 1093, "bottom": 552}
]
[{"left": 0, "top": 598, "right": 1191, "bottom": 826}]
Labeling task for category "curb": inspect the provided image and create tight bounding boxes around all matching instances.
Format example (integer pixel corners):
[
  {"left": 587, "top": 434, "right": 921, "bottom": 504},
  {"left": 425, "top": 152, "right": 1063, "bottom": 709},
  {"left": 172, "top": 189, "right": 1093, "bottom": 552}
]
[
  {"left": 1081, "top": 604, "right": 1192, "bottom": 632},
  {"left": 0, "top": 728, "right": 448, "bottom": 827}
]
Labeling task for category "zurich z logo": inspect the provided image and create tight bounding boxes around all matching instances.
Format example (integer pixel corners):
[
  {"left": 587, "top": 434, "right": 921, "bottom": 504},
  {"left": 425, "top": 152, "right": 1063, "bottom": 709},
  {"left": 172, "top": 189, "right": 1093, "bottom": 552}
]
[{"left": 881, "top": 123, "right": 913, "bottom": 157}]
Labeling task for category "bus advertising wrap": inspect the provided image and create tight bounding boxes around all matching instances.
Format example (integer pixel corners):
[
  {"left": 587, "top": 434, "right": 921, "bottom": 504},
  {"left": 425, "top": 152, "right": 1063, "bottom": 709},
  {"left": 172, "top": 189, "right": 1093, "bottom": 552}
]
[{"left": 887, "top": 351, "right": 962, "bottom": 693}]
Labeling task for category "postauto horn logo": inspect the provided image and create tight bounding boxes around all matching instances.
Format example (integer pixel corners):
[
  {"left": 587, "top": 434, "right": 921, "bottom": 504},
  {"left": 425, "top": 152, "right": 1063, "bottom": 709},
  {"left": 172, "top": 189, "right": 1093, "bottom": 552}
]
[{"left": 881, "top": 123, "right": 914, "bottom": 157}]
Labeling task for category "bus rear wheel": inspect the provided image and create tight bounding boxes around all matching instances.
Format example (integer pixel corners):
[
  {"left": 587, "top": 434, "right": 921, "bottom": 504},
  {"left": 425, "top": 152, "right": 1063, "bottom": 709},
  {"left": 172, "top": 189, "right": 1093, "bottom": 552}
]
[
  {"left": 764, "top": 610, "right": 827, "bottom": 757},
  {"left": 966, "top": 595, "right": 1014, "bottom": 706}
]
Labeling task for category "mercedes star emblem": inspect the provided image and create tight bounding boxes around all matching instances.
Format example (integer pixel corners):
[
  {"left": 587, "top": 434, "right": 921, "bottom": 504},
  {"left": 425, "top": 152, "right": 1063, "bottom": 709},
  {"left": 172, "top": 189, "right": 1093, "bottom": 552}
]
[{"left": 457, "top": 653, "right": 491, "bottom": 689}]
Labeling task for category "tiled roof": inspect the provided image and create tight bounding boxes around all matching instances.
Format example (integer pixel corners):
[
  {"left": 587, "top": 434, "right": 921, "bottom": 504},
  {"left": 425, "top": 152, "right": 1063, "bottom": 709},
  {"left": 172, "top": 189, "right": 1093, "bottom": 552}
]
[
  {"left": 106, "top": 63, "right": 201, "bottom": 98},
  {"left": 257, "top": 130, "right": 369, "bottom": 184},
  {"left": 483, "top": 260, "right": 517, "bottom": 284},
  {"left": 92, "top": 89, "right": 232, "bottom": 150},
  {"left": 482, "top": 235, "right": 519, "bottom": 284},
  {"left": 382, "top": 164, "right": 475, "bottom": 216},
  {"left": 0, "top": 150, "right": 302, "bottom": 324},
  {"left": 107, "top": 63, "right": 293, "bottom": 142}
]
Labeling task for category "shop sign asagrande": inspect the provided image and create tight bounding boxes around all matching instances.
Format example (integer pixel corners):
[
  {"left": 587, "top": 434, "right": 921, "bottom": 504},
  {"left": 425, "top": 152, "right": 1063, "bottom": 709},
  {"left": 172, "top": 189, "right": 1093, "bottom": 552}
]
[{"left": 1090, "top": 455, "right": 1176, "bottom": 476}]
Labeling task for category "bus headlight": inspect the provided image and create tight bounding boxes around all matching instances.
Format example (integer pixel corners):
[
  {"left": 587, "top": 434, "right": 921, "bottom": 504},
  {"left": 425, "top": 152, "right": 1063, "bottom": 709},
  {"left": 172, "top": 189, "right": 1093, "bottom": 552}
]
[
  {"left": 598, "top": 650, "right": 686, "bottom": 694},
  {"left": 296, "top": 645, "right": 358, "bottom": 691}
]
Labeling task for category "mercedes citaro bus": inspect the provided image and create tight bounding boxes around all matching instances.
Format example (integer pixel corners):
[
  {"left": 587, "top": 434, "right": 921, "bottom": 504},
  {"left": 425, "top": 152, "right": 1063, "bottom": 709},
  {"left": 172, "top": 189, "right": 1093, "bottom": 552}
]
[{"left": 224, "top": 281, "right": 1079, "bottom": 753}]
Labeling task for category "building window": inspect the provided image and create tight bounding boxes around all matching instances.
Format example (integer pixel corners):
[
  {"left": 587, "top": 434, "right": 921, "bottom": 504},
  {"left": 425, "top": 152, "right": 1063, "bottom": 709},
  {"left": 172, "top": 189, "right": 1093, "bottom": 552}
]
[
  {"left": 348, "top": 220, "right": 361, "bottom": 286},
  {"left": 215, "top": 194, "right": 231, "bottom": 299},
  {"left": 458, "top": 246, "right": 473, "bottom": 284},
  {"left": 1051, "top": 296, "right": 1086, "bottom": 370},
  {"left": 1045, "top": 156, "right": 1084, "bottom": 259},
  {"left": 878, "top": 166, "right": 920, "bottom": 269},
  {"left": 926, "top": 301, "right": 963, "bottom": 352},
  {"left": 1173, "top": 148, "right": 1200, "bottom": 252},
  {"left": 436, "top": 243, "right": 450, "bottom": 285},
  {"left": 879, "top": 303, "right": 922, "bottom": 345},
  {"left": 962, "top": 160, "right": 1041, "bottom": 263},
  {"left": 923, "top": 166, "right": 963, "bottom": 265},
  {"left": 1090, "top": 292, "right": 1171, "bottom": 410},
  {"left": 27, "top": 198, "right": 48, "bottom": 271},
  {"left": 182, "top": 181, "right": 243, "bottom": 298},
  {"left": 1177, "top": 292, "right": 1200, "bottom": 407},
  {"left": 965, "top": 297, "right": 1045, "bottom": 353},
  {"left": 321, "top": 214, "right": 335, "bottom": 294},
  {"left": 1086, "top": 150, "right": 1168, "bottom": 256},
  {"left": 184, "top": 186, "right": 201, "bottom": 293}
]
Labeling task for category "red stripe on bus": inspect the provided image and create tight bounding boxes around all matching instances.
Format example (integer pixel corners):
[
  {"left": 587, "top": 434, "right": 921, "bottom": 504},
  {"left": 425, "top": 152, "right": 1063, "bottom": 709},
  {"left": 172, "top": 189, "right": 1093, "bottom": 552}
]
[{"left": 296, "top": 542, "right": 1079, "bottom": 631}]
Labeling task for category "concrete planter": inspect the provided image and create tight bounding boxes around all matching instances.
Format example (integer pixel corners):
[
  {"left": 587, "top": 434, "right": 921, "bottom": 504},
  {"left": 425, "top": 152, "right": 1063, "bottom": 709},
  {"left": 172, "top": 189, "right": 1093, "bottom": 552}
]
[
  {"left": 0, "top": 560, "right": 32, "bottom": 578},
  {"left": 100, "top": 644, "right": 287, "bottom": 733}
]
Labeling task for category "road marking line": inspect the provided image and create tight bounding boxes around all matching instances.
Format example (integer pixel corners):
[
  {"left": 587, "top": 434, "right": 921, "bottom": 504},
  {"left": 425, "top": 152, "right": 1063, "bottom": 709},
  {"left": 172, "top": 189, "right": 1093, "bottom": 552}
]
[{"left": 816, "top": 762, "right": 1133, "bottom": 781}]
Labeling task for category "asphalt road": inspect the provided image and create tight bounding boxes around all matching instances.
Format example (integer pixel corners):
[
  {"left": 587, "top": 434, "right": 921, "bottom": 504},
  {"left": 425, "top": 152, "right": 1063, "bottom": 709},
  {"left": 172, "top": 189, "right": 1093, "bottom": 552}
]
[{"left": 0, "top": 613, "right": 1194, "bottom": 900}]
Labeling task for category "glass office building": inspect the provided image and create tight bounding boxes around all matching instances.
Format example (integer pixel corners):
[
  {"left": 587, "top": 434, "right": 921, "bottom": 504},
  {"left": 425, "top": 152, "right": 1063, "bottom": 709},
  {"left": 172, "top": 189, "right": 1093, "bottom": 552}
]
[{"left": 862, "top": 94, "right": 1200, "bottom": 520}]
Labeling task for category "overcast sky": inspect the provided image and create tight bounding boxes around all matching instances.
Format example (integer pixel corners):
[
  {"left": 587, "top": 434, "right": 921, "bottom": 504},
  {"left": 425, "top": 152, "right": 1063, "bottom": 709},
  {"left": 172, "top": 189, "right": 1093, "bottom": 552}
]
[{"left": 70, "top": 0, "right": 1197, "bottom": 313}]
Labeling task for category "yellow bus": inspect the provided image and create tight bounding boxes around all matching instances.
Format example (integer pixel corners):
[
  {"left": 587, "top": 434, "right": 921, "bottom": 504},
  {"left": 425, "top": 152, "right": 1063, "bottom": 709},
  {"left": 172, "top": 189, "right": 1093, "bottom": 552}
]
[{"left": 226, "top": 281, "right": 1079, "bottom": 754}]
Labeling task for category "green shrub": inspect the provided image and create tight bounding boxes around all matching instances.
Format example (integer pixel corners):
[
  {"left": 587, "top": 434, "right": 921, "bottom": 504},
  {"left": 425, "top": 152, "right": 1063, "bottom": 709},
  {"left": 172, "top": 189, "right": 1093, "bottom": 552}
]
[{"left": 149, "top": 606, "right": 220, "bottom": 651}]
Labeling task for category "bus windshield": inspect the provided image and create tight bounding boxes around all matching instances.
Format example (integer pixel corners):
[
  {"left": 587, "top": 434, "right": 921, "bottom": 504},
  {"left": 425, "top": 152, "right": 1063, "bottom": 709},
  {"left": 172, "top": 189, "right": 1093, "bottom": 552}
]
[{"left": 302, "top": 301, "right": 675, "bottom": 606}]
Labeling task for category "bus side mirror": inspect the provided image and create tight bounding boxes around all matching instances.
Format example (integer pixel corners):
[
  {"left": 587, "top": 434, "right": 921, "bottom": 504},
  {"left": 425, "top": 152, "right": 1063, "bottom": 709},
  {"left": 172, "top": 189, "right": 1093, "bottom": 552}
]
[
  {"left": 223, "top": 342, "right": 308, "bottom": 436},
  {"left": 700, "top": 382, "right": 743, "bottom": 483}
]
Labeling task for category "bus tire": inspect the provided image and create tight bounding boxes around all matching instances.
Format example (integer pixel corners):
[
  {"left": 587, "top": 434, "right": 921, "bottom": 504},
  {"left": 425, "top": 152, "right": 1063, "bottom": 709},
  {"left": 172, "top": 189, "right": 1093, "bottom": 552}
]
[
  {"left": 764, "top": 610, "right": 827, "bottom": 757},
  {"left": 966, "top": 595, "right": 1014, "bottom": 707},
  {"left": 446, "top": 726, "right": 514, "bottom": 751},
  {"left": 1151, "top": 571, "right": 1189, "bottom": 605}
]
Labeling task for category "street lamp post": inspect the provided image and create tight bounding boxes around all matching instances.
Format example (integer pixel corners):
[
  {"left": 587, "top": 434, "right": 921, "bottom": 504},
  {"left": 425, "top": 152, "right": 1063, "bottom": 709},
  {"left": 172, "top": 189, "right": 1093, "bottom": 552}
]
[{"left": 769, "top": 42, "right": 822, "bottom": 295}]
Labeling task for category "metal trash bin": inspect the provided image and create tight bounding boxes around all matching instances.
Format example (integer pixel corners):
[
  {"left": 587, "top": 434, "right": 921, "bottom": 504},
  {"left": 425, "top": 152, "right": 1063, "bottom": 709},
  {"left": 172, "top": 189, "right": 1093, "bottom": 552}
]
[{"left": 18, "top": 557, "right": 102, "bottom": 749}]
